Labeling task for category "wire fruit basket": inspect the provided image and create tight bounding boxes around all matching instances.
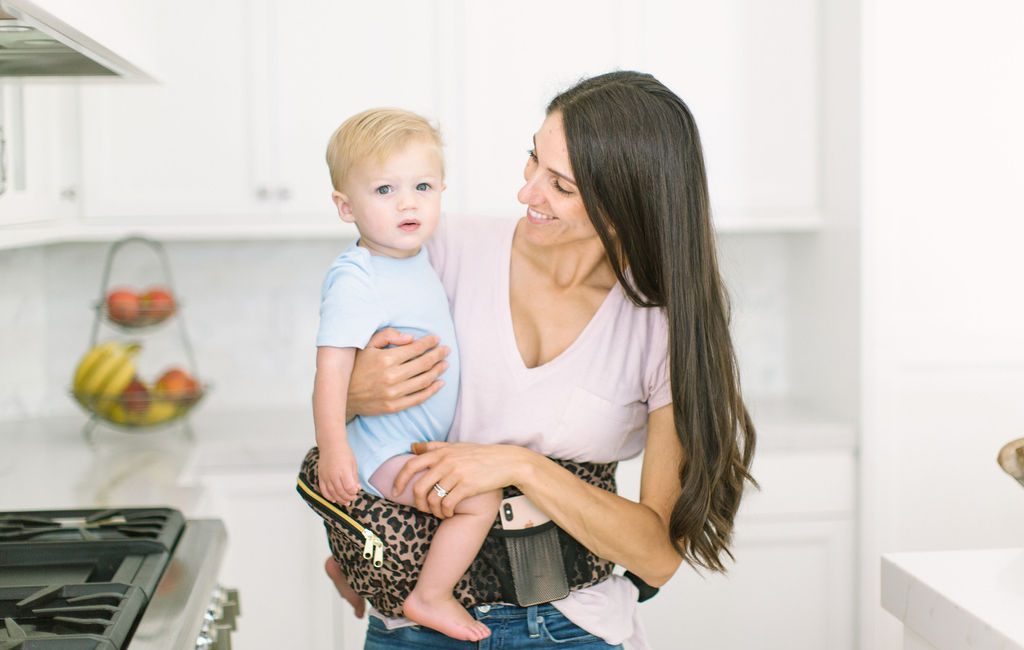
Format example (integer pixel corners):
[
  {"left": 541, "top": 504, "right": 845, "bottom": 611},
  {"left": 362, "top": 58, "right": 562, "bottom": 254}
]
[{"left": 70, "top": 236, "right": 208, "bottom": 442}]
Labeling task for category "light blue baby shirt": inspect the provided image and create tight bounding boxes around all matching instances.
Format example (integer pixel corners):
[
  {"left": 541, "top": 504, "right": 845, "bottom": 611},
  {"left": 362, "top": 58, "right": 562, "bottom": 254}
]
[{"left": 317, "top": 242, "right": 460, "bottom": 496}]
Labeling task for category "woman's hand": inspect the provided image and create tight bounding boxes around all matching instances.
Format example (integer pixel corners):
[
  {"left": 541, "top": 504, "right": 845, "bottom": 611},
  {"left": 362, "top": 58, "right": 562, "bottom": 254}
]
[
  {"left": 346, "top": 328, "right": 451, "bottom": 419},
  {"left": 394, "top": 441, "right": 531, "bottom": 518}
]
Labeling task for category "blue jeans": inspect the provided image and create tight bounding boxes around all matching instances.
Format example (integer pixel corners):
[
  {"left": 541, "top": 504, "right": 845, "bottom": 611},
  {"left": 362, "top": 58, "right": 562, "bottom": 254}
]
[{"left": 364, "top": 603, "right": 625, "bottom": 649}]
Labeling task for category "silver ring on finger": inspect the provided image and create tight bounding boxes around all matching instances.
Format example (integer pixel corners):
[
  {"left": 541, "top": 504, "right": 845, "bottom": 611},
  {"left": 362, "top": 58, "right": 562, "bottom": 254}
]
[{"left": 433, "top": 482, "right": 448, "bottom": 498}]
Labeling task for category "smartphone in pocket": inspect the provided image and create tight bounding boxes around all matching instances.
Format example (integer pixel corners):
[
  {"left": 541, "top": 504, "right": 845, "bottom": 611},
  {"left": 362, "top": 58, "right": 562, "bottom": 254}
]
[{"left": 499, "top": 495, "right": 551, "bottom": 530}]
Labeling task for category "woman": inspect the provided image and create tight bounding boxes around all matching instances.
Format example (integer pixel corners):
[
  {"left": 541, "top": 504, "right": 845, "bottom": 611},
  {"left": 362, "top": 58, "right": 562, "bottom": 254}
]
[{"left": 335, "top": 70, "right": 756, "bottom": 649}]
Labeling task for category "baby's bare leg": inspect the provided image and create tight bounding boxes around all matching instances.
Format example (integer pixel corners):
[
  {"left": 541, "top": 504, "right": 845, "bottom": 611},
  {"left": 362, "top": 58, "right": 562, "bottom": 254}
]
[
  {"left": 370, "top": 455, "right": 501, "bottom": 642},
  {"left": 324, "top": 557, "right": 365, "bottom": 618}
]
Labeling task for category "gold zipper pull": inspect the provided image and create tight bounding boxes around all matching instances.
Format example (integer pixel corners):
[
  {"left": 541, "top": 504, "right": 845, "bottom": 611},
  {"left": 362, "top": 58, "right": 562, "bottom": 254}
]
[
  {"left": 362, "top": 529, "right": 375, "bottom": 561},
  {"left": 372, "top": 537, "right": 384, "bottom": 568}
]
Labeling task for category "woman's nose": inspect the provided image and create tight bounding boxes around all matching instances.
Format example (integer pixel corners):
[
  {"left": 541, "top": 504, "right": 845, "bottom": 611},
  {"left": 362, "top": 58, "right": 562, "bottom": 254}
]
[{"left": 517, "top": 166, "right": 540, "bottom": 205}]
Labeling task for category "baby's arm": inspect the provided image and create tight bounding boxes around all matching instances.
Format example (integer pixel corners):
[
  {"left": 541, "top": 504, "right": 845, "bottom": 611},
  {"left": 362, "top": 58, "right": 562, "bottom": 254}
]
[{"left": 313, "top": 346, "right": 361, "bottom": 505}]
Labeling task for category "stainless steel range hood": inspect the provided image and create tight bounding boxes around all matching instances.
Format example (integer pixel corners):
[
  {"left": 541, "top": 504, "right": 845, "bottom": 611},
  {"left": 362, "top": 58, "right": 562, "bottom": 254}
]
[{"left": 0, "top": 0, "right": 151, "bottom": 79}]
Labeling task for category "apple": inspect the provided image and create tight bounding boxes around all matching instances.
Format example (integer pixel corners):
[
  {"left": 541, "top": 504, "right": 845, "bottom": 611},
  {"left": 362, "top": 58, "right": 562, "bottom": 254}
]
[
  {"left": 155, "top": 367, "right": 199, "bottom": 402},
  {"left": 120, "top": 377, "right": 151, "bottom": 414},
  {"left": 106, "top": 288, "right": 141, "bottom": 325},
  {"left": 140, "top": 287, "right": 175, "bottom": 324}
]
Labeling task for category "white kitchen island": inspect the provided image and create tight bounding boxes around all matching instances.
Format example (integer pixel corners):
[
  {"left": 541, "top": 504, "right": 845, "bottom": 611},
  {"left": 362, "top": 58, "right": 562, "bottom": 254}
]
[{"left": 882, "top": 548, "right": 1024, "bottom": 650}]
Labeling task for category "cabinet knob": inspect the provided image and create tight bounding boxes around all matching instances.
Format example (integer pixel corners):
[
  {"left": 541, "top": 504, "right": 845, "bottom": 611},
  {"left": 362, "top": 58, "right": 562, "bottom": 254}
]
[
  {"left": 276, "top": 187, "right": 291, "bottom": 201},
  {"left": 60, "top": 187, "right": 78, "bottom": 201},
  {"left": 255, "top": 186, "right": 271, "bottom": 201}
]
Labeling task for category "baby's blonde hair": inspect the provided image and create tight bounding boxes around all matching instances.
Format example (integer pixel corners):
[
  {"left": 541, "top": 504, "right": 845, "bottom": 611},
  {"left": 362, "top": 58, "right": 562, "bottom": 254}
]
[{"left": 326, "top": 107, "right": 444, "bottom": 191}]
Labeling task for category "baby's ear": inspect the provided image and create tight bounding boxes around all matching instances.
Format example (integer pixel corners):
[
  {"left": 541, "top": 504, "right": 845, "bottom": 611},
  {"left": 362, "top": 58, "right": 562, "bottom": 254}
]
[{"left": 332, "top": 191, "right": 356, "bottom": 223}]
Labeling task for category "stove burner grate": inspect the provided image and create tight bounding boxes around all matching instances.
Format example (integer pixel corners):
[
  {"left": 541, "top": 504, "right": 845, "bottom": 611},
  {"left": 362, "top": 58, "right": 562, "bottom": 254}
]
[
  {"left": 0, "top": 508, "right": 183, "bottom": 549},
  {"left": 0, "top": 583, "right": 146, "bottom": 650}
]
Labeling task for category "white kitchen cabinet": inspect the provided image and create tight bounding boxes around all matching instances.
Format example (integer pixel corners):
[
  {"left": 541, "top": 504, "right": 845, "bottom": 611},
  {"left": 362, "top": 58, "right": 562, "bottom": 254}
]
[
  {"left": 71, "top": 0, "right": 829, "bottom": 235},
  {"left": 76, "top": 0, "right": 443, "bottom": 231},
  {"left": 619, "top": 447, "right": 857, "bottom": 649},
  {"left": 76, "top": 0, "right": 265, "bottom": 225},
  {"left": 192, "top": 469, "right": 340, "bottom": 650},
  {"left": 455, "top": 0, "right": 824, "bottom": 230},
  {"left": 0, "top": 83, "right": 78, "bottom": 232}
]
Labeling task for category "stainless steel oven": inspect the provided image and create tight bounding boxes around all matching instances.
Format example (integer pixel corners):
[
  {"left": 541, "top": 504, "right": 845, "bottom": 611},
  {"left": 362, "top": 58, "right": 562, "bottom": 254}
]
[{"left": 0, "top": 507, "right": 238, "bottom": 650}]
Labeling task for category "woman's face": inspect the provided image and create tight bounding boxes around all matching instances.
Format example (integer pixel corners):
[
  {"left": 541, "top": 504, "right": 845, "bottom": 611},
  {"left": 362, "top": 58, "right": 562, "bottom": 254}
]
[{"left": 516, "top": 112, "right": 599, "bottom": 247}]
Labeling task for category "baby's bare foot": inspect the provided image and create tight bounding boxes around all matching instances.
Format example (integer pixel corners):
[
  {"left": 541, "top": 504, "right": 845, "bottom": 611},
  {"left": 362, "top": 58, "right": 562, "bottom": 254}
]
[
  {"left": 402, "top": 591, "right": 491, "bottom": 642},
  {"left": 324, "top": 557, "right": 365, "bottom": 619}
]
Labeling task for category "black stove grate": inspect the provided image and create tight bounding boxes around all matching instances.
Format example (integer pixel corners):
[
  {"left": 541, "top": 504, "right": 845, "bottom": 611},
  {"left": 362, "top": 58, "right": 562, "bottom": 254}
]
[
  {"left": 0, "top": 507, "right": 188, "bottom": 649},
  {"left": 0, "top": 509, "right": 184, "bottom": 550},
  {"left": 0, "top": 583, "right": 146, "bottom": 650}
]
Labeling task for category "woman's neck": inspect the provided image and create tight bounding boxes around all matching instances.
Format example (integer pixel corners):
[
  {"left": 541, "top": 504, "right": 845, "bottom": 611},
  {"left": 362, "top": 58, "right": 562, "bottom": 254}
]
[{"left": 511, "top": 219, "right": 616, "bottom": 291}]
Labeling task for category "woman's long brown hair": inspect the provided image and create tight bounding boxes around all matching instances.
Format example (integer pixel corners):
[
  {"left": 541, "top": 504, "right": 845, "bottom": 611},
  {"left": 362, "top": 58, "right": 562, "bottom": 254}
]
[{"left": 549, "top": 71, "right": 757, "bottom": 572}]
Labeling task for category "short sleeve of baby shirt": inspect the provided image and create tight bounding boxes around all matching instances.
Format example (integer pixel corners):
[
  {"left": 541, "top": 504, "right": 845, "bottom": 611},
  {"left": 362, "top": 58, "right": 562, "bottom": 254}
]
[{"left": 316, "top": 248, "right": 388, "bottom": 349}]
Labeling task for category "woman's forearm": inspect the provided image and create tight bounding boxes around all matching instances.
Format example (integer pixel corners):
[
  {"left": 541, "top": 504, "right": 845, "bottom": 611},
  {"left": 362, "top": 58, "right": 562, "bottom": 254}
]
[
  {"left": 397, "top": 408, "right": 685, "bottom": 586},
  {"left": 515, "top": 450, "right": 683, "bottom": 587}
]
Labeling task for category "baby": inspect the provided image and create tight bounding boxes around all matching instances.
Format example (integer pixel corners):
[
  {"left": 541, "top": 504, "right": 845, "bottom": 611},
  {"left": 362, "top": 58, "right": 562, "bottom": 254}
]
[{"left": 313, "top": 107, "right": 499, "bottom": 642}]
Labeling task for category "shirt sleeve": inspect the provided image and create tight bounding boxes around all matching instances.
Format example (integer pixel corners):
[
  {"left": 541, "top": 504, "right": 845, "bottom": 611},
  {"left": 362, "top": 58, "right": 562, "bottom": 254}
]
[
  {"left": 645, "top": 308, "right": 672, "bottom": 412},
  {"left": 316, "top": 257, "right": 388, "bottom": 349}
]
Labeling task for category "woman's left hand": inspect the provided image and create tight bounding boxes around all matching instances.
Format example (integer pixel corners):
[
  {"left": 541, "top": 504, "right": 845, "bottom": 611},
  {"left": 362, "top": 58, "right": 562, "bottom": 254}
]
[{"left": 394, "top": 441, "right": 529, "bottom": 517}]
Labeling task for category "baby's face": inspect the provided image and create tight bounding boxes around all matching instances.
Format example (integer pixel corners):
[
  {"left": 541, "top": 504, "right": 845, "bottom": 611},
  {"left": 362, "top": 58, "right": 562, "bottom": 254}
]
[{"left": 338, "top": 141, "right": 445, "bottom": 258}]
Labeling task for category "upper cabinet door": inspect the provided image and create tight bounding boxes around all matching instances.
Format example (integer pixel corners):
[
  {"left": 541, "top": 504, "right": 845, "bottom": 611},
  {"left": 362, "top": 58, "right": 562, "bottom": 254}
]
[
  {"left": 265, "top": 0, "right": 446, "bottom": 222},
  {"left": 70, "top": 0, "right": 825, "bottom": 234},
  {"left": 77, "top": 0, "right": 265, "bottom": 224},
  {"left": 0, "top": 84, "right": 78, "bottom": 230},
  {"left": 76, "top": 0, "right": 446, "bottom": 228},
  {"left": 453, "top": 0, "right": 822, "bottom": 229}
]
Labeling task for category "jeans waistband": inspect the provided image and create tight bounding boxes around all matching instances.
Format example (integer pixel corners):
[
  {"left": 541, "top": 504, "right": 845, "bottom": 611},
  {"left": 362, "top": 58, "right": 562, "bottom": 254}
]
[{"left": 473, "top": 602, "right": 558, "bottom": 619}]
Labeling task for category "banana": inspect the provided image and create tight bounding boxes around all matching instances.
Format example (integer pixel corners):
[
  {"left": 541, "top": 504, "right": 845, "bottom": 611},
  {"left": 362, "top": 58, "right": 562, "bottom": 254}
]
[
  {"left": 144, "top": 400, "right": 179, "bottom": 426},
  {"left": 72, "top": 341, "right": 118, "bottom": 390},
  {"left": 72, "top": 342, "right": 141, "bottom": 405}
]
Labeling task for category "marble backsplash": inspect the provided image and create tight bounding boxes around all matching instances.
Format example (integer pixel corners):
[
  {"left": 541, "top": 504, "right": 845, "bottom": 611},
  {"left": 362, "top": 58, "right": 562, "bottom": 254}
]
[{"left": 0, "top": 233, "right": 790, "bottom": 422}]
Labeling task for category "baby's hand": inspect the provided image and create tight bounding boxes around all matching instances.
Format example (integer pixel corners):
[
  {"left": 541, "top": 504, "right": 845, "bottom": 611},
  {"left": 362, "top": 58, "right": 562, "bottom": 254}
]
[{"left": 319, "top": 443, "right": 361, "bottom": 505}]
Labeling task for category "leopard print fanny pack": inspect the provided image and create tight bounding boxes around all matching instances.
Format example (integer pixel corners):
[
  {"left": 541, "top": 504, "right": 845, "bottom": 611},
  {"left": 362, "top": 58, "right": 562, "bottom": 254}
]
[{"left": 296, "top": 446, "right": 617, "bottom": 618}]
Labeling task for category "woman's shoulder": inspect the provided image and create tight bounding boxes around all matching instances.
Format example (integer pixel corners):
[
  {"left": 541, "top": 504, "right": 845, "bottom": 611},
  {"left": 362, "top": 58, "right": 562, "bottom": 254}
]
[
  {"left": 433, "top": 213, "right": 517, "bottom": 245},
  {"left": 428, "top": 214, "right": 518, "bottom": 271}
]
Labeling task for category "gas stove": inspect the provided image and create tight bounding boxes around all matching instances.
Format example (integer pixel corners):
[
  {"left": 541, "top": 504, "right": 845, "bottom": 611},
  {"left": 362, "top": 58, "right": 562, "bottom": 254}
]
[{"left": 0, "top": 507, "right": 236, "bottom": 650}]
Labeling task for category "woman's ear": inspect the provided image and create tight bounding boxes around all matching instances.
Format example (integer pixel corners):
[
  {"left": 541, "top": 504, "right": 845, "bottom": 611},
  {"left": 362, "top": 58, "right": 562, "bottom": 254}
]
[{"left": 332, "top": 191, "right": 356, "bottom": 223}]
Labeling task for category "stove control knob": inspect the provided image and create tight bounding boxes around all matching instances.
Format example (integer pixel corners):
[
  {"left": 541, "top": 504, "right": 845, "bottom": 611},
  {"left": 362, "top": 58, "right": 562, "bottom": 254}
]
[
  {"left": 216, "top": 587, "right": 240, "bottom": 630},
  {"left": 210, "top": 624, "right": 234, "bottom": 650}
]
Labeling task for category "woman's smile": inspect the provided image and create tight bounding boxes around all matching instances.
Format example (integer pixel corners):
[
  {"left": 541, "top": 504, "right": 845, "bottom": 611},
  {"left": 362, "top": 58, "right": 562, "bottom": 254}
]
[{"left": 526, "top": 207, "right": 556, "bottom": 224}]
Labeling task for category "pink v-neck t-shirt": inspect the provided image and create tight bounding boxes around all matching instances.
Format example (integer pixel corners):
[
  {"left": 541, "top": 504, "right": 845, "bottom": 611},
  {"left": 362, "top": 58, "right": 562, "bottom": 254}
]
[{"left": 425, "top": 214, "right": 671, "bottom": 647}]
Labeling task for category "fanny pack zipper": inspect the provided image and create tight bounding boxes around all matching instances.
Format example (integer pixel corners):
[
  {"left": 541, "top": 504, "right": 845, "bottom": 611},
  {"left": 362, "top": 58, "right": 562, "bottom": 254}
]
[{"left": 296, "top": 475, "right": 384, "bottom": 567}]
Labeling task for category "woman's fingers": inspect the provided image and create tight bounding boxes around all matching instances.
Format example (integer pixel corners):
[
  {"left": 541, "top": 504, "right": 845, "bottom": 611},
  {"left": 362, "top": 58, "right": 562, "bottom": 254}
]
[
  {"left": 392, "top": 444, "right": 448, "bottom": 496},
  {"left": 348, "top": 332, "right": 450, "bottom": 417},
  {"left": 365, "top": 327, "right": 415, "bottom": 350}
]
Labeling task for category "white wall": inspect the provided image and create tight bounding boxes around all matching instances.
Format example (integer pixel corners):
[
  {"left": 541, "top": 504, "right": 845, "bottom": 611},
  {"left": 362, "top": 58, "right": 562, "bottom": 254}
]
[
  {"left": 860, "top": 1, "right": 1024, "bottom": 647},
  {"left": 0, "top": 234, "right": 792, "bottom": 425}
]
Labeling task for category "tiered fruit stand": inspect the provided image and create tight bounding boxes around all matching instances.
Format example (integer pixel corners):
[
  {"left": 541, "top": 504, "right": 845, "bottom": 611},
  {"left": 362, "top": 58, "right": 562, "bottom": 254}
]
[{"left": 71, "top": 236, "right": 208, "bottom": 443}]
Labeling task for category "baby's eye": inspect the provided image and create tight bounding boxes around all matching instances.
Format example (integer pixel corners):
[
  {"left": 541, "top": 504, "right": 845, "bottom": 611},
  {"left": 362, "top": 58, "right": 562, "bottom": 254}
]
[
  {"left": 375, "top": 185, "right": 392, "bottom": 195},
  {"left": 416, "top": 182, "right": 431, "bottom": 191}
]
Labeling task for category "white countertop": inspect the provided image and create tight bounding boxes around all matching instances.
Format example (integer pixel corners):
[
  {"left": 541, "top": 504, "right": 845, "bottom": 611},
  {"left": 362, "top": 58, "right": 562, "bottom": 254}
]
[
  {"left": 0, "top": 408, "right": 317, "bottom": 513},
  {"left": 882, "top": 548, "right": 1024, "bottom": 650},
  {"left": 0, "top": 400, "right": 856, "bottom": 514}
]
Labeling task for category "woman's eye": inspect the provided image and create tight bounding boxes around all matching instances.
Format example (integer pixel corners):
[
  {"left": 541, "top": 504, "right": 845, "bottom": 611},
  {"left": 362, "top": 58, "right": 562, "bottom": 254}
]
[
  {"left": 416, "top": 182, "right": 431, "bottom": 191},
  {"left": 527, "top": 148, "right": 538, "bottom": 162},
  {"left": 375, "top": 185, "right": 392, "bottom": 195},
  {"left": 552, "top": 179, "right": 573, "bottom": 196}
]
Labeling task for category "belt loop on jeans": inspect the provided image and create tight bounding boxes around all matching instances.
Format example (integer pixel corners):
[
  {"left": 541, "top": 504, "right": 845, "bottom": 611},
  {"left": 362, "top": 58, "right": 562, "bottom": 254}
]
[{"left": 527, "top": 605, "right": 540, "bottom": 638}]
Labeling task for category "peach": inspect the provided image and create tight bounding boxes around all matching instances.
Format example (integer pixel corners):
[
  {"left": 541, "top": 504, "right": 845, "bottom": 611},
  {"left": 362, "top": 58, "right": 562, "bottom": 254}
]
[
  {"left": 106, "top": 288, "right": 141, "bottom": 325},
  {"left": 155, "top": 368, "right": 199, "bottom": 402},
  {"left": 140, "top": 287, "right": 175, "bottom": 324}
]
